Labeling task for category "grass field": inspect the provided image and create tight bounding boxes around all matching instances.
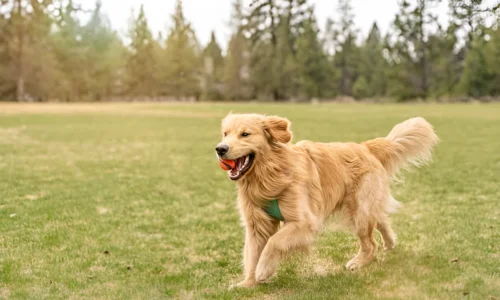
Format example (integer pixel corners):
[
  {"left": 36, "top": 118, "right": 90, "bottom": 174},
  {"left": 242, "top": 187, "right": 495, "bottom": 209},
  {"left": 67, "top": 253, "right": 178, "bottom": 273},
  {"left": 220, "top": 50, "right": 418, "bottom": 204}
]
[{"left": 1, "top": 102, "right": 499, "bottom": 299}]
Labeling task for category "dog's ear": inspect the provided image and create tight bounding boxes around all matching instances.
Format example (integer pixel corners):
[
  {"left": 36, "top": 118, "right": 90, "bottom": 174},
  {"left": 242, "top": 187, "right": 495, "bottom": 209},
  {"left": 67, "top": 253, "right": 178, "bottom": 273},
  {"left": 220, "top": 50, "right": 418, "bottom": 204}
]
[{"left": 264, "top": 116, "right": 292, "bottom": 144}]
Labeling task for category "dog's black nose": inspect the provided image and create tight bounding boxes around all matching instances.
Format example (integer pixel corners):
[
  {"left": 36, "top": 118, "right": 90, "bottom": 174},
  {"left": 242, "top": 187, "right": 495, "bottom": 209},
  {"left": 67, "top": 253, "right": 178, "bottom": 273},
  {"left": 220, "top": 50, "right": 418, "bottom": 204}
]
[{"left": 215, "top": 144, "right": 229, "bottom": 156}]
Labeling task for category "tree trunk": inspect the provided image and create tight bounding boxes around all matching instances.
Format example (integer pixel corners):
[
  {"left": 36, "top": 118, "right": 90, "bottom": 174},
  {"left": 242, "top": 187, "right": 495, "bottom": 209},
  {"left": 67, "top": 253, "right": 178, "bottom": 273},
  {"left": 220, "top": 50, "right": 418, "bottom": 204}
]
[
  {"left": 16, "top": 77, "right": 24, "bottom": 102},
  {"left": 418, "top": 0, "right": 428, "bottom": 98},
  {"left": 268, "top": 0, "right": 280, "bottom": 101},
  {"left": 16, "top": 0, "right": 24, "bottom": 102}
]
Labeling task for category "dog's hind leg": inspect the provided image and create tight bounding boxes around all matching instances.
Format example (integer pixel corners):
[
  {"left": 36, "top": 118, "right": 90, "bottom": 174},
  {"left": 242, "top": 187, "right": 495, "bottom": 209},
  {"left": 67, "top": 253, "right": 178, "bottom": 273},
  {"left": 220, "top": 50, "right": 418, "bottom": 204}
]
[
  {"left": 346, "top": 218, "right": 377, "bottom": 270},
  {"left": 376, "top": 217, "right": 396, "bottom": 250},
  {"left": 345, "top": 173, "right": 387, "bottom": 270},
  {"left": 375, "top": 194, "right": 399, "bottom": 250}
]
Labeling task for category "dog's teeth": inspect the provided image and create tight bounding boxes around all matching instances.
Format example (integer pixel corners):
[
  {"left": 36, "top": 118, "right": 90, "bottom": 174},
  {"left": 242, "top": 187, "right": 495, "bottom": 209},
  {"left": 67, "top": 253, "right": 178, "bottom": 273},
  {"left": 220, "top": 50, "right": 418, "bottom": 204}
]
[{"left": 244, "top": 156, "right": 249, "bottom": 165}]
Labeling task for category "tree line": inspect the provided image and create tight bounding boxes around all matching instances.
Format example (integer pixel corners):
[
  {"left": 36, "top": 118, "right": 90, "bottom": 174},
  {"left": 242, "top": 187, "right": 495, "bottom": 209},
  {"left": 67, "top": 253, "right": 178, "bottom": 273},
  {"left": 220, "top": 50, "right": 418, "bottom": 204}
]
[{"left": 0, "top": 0, "right": 498, "bottom": 102}]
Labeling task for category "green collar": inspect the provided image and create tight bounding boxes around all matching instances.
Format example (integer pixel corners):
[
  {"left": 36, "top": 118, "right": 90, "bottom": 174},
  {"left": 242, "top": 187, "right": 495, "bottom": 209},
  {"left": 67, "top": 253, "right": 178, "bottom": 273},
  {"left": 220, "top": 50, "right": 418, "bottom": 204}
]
[{"left": 264, "top": 199, "right": 285, "bottom": 222}]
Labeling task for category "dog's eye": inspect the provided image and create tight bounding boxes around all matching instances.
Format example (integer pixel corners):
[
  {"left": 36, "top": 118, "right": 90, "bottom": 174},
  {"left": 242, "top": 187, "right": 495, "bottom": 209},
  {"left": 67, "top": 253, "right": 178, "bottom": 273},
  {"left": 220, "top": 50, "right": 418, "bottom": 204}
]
[
  {"left": 223, "top": 132, "right": 227, "bottom": 137},
  {"left": 241, "top": 132, "right": 250, "bottom": 137}
]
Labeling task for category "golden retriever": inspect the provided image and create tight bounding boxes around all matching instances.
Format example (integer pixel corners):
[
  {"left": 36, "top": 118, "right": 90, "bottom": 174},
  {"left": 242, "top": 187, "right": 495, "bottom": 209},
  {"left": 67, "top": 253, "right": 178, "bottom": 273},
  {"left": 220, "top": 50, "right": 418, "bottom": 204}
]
[{"left": 215, "top": 113, "right": 439, "bottom": 288}]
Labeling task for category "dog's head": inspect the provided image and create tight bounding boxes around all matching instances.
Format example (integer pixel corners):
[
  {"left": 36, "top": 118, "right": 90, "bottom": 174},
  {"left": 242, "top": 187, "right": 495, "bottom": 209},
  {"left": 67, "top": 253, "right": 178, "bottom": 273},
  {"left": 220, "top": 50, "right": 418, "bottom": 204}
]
[{"left": 215, "top": 113, "right": 292, "bottom": 180}]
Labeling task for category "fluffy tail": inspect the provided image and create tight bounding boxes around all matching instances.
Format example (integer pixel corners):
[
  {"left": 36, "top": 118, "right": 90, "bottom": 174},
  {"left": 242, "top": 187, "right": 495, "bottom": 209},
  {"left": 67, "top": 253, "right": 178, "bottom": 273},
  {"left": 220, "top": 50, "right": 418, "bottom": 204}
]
[{"left": 364, "top": 117, "right": 439, "bottom": 178}]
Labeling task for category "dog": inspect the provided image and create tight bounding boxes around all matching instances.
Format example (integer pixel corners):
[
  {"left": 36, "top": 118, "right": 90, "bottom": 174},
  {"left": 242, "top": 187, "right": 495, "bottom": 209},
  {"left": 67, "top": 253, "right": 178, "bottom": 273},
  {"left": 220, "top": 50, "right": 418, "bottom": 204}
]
[{"left": 215, "top": 113, "right": 439, "bottom": 288}]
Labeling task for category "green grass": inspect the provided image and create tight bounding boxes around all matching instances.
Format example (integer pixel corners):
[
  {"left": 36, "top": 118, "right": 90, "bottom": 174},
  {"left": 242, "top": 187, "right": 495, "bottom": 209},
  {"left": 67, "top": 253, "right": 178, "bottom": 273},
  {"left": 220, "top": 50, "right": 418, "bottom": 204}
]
[{"left": 1, "top": 102, "right": 499, "bottom": 299}]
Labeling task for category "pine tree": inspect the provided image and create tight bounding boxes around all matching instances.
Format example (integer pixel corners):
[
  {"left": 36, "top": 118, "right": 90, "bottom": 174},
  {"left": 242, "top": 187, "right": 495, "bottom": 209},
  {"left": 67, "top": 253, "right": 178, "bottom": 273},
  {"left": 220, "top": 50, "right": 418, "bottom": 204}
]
[
  {"left": 483, "top": 23, "right": 500, "bottom": 95},
  {"left": 0, "top": 7, "right": 11, "bottom": 99},
  {"left": 352, "top": 75, "right": 369, "bottom": 99},
  {"left": 124, "top": 5, "right": 162, "bottom": 98},
  {"left": 245, "top": 0, "right": 284, "bottom": 100},
  {"left": 14, "top": 0, "right": 25, "bottom": 101},
  {"left": 450, "top": 0, "right": 499, "bottom": 97},
  {"left": 201, "top": 32, "right": 224, "bottom": 100},
  {"left": 81, "top": 0, "right": 126, "bottom": 101},
  {"left": 0, "top": 0, "right": 65, "bottom": 101},
  {"left": 164, "top": 0, "right": 200, "bottom": 100},
  {"left": 52, "top": 0, "right": 90, "bottom": 101},
  {"left": 326, "top": 0, "right": 360, "bottom": 97},
  {"left": 356, "top": 22, "right": 388, "bottom": 98},
  {"left": 294, "top": 8, "right": 333, "bottom": 99},
  {"left": 276, "top": 0, "right": 312, "bottom": 100},
  {"left": 223, "top": 33, "right": 251, "bottom": 100},
  {"left": 245, "top": 0, "right": 312, "bottom": 100},
  {"left": 223, "top": 0, "right": 251, "bottom": 100},
  {"left": 388, "top": 0, "right": 442, "bottom": 99},
  {"left": 77, "top": 0, "right": 126, "bottom": 100},
  {"left": 427, "top": 23, "right": 460, "bottom": 97},
  {"left": 458, "top": 21, "right": 500, "bottom": 97},
  {"left": 274, "top": 13, "right": 300, "bottom": 99},
  {"left": 457, "top": 34, "right": 488, "bottom": 97}
]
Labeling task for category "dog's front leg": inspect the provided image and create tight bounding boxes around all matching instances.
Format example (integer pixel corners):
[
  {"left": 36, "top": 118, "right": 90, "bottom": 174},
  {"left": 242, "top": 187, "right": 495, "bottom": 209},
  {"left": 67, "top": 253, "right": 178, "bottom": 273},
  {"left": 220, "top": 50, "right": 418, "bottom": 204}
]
[
  {"left": 255, "top": 221, "right": 314, "bottom": 282},
  {"left": 235, "top": 228, "right": 265, "bottom": 288},
  {"left": 234, "top": 216, "right": 279, "bottom": 288}
]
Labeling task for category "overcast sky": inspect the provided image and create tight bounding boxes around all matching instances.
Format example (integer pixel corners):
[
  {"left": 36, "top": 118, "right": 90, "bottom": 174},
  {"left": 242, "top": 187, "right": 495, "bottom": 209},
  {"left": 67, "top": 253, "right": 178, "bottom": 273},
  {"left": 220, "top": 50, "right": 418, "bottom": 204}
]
[{"left": 79, "top": 0, "right": 494, "bottom": 49}]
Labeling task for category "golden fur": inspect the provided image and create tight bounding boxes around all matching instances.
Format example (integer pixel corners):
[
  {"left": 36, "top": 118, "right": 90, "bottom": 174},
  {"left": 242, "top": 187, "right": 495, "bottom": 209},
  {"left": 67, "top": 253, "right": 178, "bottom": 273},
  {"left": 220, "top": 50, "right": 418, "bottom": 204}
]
[{"left": 216, "top": 113, "right": 439, "bottom": 288}]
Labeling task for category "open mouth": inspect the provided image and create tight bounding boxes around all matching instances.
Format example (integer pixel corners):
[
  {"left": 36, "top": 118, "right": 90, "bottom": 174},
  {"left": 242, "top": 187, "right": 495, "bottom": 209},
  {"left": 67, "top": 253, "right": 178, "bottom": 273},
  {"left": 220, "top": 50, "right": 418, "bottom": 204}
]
[{"left": 227, "top": 153, "right": 254, "bottom": 180}]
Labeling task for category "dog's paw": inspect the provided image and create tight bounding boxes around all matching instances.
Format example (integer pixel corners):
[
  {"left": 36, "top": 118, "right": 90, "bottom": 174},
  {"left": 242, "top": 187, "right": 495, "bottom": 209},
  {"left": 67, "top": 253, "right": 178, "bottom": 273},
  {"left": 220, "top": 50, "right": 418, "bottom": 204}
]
[
  {"left": 229, "top": 279, "right": 256, "bottom": 289},
  {"left": 255, "top": 269, "right": 272, "bottom": 283},
  {"left": 255, "top": 259, "right": 279, "bottom": 283},
  {"left": 346, "top": 255, "right": 376, "bottom": 270},
  {"left": 383, "top": 239, "right": 396, "bottom": 251},
  {"left": 345, "top": 257, "right": 371, "bottom": 271},
  {"left": 345, "top": 259, "right": 360, "bottom": 271},
  {"left": 383, "top": 243, "right": 395, "bottom": 251}
]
